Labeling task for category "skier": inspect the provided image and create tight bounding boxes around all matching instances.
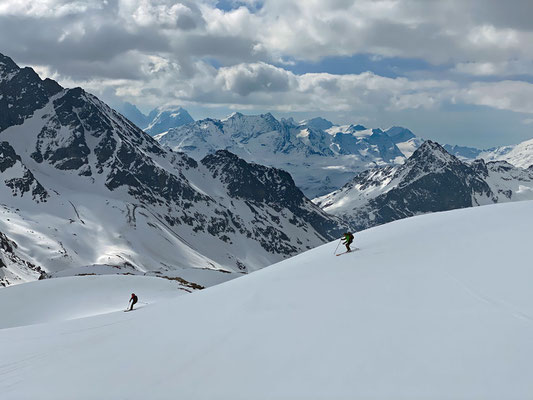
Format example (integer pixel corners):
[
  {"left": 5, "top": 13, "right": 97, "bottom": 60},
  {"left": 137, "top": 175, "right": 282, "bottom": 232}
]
[
  {"left": 342, "top": 232, "right": 354, "bottom": 253},
  {"left": 128, "top": 293, "right": 138, "bottom": 311}
]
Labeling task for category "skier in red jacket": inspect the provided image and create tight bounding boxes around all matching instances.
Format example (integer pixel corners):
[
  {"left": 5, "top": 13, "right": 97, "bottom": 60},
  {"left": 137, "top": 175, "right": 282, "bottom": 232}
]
[{"left": 129, "top": 293, "right": 138, "bottom": 311}]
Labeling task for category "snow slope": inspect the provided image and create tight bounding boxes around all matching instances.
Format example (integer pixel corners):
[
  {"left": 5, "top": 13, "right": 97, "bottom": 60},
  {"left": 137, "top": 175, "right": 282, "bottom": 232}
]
[
  {"left": 1, "top": 201, "right": 533, "bottom": 399},
  {"left": 480, "top": 138, "right": 533, "bottom": 169},
  {"left": 442, "top": 138, "right": 533, "bottom": 169},
  {"left": 0, "top": 275, "right": 189, "bottom": 330}
]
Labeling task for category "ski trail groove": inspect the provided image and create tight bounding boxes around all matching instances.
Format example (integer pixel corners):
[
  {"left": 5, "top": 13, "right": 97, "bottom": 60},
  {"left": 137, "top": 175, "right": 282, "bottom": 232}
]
[{"left": 442, "top": 269, "right": 533, "bottom": 326}]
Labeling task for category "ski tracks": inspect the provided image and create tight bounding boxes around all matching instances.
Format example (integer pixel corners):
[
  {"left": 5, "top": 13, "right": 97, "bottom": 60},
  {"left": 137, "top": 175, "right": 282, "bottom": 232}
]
[{"left": 442, "top": 269, "right": 533, "bottom": 326}]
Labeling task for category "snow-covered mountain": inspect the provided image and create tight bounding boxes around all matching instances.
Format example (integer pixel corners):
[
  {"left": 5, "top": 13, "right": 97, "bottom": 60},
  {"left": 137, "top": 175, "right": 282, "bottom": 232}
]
[
  {"left": 144, "top": 107, "right": 194, "bottom": 136},
  {"left": 156, "top": 113, "right": 419, "bottom": 197},
  {"left": 0, "top": 53, "right": 346, "bottom": 286},
  {"left": 116, "top": 102, "right": 194, "bottom": 136},
  {"left": 443, "top": 144, "right": 483, "bottom": 160},
  {"left": 315, "top": 140, "right": 533, "bottom": 230},
  {"left": 114, "top": 102, "right": 154, "bottom": 131},
  {"left": 2, "top": 201, "right": 533, "bottom": 399},
  {"left": 477, "top": 138, "right": 533, "bottom": 169},
  {"left": 443, "top": 137, "right": 533, "bottom": 169}
]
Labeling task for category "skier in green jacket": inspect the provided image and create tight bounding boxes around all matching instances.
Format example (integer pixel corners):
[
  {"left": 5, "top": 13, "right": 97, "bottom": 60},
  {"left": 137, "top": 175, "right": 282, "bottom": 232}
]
[{"left": 342, "top": 232, "right": 354, "bottom": 253}]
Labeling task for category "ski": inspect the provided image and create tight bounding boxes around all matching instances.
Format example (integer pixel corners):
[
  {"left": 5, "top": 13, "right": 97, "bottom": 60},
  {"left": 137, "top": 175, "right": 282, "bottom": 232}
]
[{"left": 335, "top": 248, "right": 359, "bottom": 256}]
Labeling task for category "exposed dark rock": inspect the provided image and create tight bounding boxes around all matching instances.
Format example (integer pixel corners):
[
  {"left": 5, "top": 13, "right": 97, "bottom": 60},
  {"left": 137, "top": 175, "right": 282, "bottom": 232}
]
[
  {"left": 0, "top": 141, "right": 48, "bottom": 201},
  {"left": 0, "top": 54, "right": 62, "bottom": 133}
]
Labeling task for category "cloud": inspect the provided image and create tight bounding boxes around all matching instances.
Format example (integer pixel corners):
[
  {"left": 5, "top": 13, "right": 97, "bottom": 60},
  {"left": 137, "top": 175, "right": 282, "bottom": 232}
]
[
  {"left": 215, "top": 62, "right": 293, "bottom": 96},
  {"left": 457, "top": 81, "right": 533, "bottom": 114},
  {"left": 3, "top": 0, "right": 533, "bottom": 125},
  {"left": 453, "top": 60, "right": 533, "bottom": 77}
]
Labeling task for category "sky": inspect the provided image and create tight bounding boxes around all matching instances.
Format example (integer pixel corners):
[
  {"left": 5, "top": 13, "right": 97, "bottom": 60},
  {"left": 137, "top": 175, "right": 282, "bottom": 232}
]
[{"left": 1, "top": 0, "right": 533, "bottom": 147}]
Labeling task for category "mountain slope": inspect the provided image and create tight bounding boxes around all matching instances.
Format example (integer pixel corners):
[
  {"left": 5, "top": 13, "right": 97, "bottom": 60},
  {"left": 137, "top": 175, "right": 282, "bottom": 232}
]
[
  {"left": 0, "top": 52, "right": 345, "bottom": 285},
  {"left": 443, "top": 138, "right": 533, "bottom": 169},
  {"left": 479, "top": 138, "right": 533, "bottom": 169},
  {"left": 316, "top": 141, "right": 533, "bottom": 230},
  {"left": 1, "top": 201, "right": 533, "bottom": 399}
]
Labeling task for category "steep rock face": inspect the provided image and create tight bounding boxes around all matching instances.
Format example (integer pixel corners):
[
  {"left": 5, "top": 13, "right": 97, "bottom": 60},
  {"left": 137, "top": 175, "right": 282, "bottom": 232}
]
[
  {"left": 202, "top": 150, "right": 345, "bottom": 245},
  {"left": 0, "top": 231, "right": 47, "bottom": 287},
  {"left": 316, "top": 141, "right": 533, "bottom": 230},
  {"left": 0, "top": 54, "right": 62, "bottom": 132},
  {"left": 0, "top": 52, "right": 346, "bottom": 285},
  {"left": 0, "top": 141, "right": 48, "bottom": 202}
]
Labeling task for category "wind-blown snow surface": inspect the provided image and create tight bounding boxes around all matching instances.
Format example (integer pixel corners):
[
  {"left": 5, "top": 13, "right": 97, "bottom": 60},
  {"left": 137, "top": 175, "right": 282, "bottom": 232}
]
[{"left": 2, "top": 201, "right": 533, "bottom": 399}]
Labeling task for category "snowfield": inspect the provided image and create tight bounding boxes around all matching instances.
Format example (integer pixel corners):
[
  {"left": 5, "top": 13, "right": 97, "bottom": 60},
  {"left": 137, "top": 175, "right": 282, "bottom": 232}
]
[
  {"left": 1, "top": 201, "right": 533, "bottom": 399},
  {"left": 0, "top": 275, "right": 188, "bottom": 330}
]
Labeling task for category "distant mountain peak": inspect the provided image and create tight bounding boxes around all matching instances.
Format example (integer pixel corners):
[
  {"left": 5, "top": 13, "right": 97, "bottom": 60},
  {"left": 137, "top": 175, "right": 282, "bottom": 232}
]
[
  {"left": 350, "top": 124, "right": 367, "bottom": 131},
  {"left": 223, "top": 111, "right": 244, "bottom": 121},
  {"left": 385, "top": 126, "right": 416, "bottom": 143},
  {"left": 409, "top": 140, "right": 458, "bottom": 164},
  {"left": 0, "top": 53, "right": 19, "bottom": 75},
  {"left": 116, "top": 102, "right": 193, "bottom": 135},
  {"left": 301, "top": 117, "right": 334, "bottom": 131}
]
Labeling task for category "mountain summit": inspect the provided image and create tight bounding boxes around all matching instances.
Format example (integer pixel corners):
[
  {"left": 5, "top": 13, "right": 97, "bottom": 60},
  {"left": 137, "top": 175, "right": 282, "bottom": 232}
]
[{"left": 117, "top": 103, "right": 194, "bottom": 135}]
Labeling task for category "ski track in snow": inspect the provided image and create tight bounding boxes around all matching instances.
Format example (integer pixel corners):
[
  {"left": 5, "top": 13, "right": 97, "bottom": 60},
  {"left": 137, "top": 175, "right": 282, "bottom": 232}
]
[{"left": 442, "top": 269, "right": 533, "bottom": 326}]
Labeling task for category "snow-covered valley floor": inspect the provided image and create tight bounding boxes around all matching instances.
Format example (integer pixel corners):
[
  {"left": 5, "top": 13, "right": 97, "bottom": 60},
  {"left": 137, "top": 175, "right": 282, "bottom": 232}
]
[{"left": 1, "top": 201, "right": 533, "bottom": 399}]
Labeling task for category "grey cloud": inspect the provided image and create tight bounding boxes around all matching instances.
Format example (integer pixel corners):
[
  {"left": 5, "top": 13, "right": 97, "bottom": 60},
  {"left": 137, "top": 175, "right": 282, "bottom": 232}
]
[
  {"left": 217, "top": 63, "right": 292, "bottom": 96},
  {"left": 176, "top": 14, "right": 197, "bottom": 30},
  {"left": 0, "top": 14, "right": 169, "bottom": 79},
  {"left": 464, "top": 0, "right": 533, "bottom": 31}
]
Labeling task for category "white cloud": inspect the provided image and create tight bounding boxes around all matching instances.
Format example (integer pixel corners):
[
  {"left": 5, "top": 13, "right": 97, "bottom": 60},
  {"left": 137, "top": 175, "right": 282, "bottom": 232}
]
[
  {"left": 453, "top": 60, "right": 533, "bottom": 77},
  {"left": 3, "top": 0, "right": 533, "bottom": 123},
  {"left": 0, "top": 0, "right": 105, "bottom": 17},
  {"left": 457, "top": 81, "right": 533, "bottom": 114}
]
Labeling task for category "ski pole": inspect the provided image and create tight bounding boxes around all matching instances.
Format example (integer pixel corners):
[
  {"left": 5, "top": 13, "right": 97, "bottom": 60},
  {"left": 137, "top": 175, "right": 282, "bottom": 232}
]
[{"left": 334, "top": 238, "right": 342, "bottom": 255}]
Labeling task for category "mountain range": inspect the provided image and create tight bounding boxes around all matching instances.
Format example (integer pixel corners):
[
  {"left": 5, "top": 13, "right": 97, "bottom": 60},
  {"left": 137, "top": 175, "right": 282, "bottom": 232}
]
[
  {"left": 0, "top": 52, "right": 346, "bottom": 287},
  {"left": 152, "top": 108, "right": 533, "bottom": 199},
  {"left": 155, "top": 112, "right": 423, "bottom": 197},
  {"left": 315, "top": 141, "right": 533, "bottom": 230}
]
